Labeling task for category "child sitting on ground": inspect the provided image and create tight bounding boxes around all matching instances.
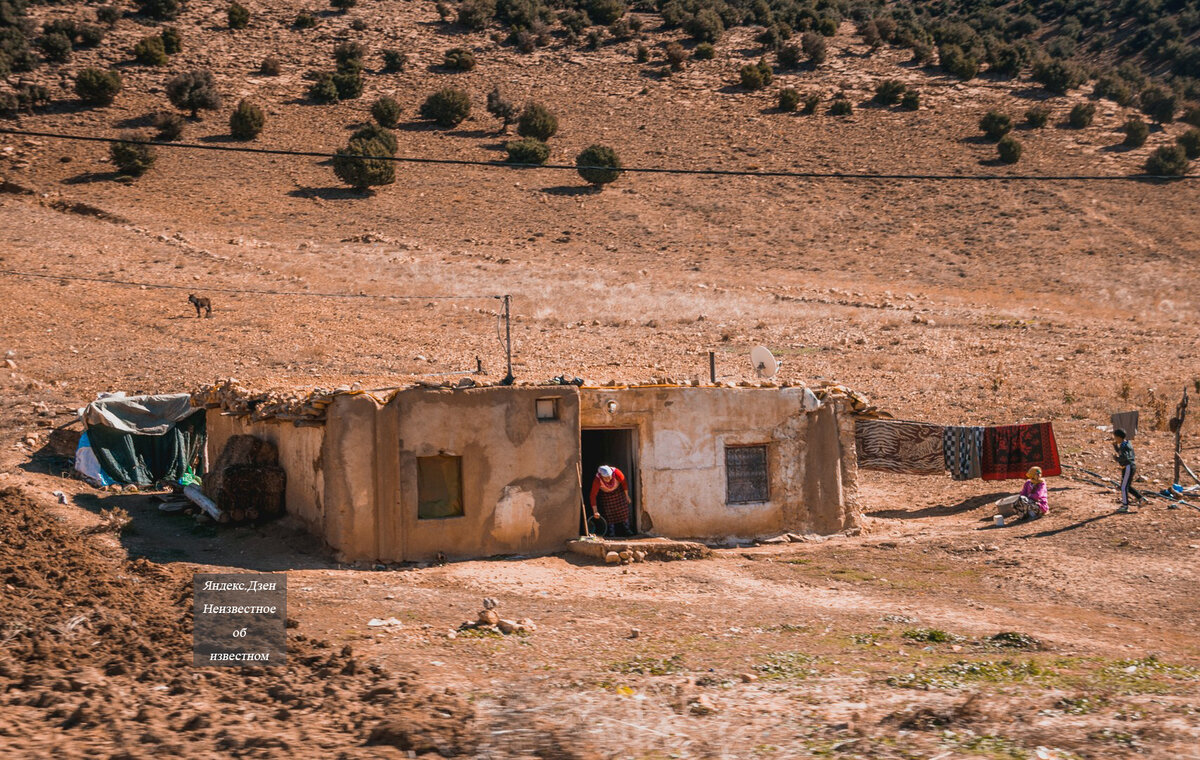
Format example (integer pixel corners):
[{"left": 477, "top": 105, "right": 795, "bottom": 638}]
[
  {"left": 995, "top": 467, "right": 1049, "bottom": 523},
  {"left": 1016, "top": 466, "right": 1049, "bottom": 519}
]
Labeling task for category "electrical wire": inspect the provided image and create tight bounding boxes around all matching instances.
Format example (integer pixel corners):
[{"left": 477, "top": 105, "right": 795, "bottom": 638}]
[
  {"left": 2, "top": 126, "right": 1196, "bottom": 181},
  {"left": 0, "top": 268, "right": 502, "bottom": 300}
]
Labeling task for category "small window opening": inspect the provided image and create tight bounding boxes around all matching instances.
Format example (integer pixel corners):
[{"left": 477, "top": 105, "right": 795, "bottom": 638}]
[
  {"left": 417, "top": 455, "right": 464, "bottom": 519},
  {"left": 726, "top": 445, "right": 769, "bottom": 504},
  {"left": 535, "top": 397, "right": 560, "bottom": 421}
]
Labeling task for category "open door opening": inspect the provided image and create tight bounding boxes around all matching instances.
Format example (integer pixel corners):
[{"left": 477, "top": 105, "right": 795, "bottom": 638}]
[{"left": 581, "top": 428, "right": 638, "bottom": 536}]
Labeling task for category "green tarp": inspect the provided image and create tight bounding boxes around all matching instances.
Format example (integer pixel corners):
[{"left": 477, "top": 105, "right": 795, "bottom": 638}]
[{"left": 83, "top": 394, "right": 206, "bottom": 487}]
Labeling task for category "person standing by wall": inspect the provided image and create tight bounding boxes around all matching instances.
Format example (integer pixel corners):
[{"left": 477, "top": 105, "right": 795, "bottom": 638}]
[{"left": 1113, "top": 429, "right": 1144, "bottom": 513}]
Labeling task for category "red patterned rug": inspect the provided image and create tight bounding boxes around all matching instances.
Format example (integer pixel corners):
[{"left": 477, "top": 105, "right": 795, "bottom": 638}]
[{"left": 981, "top": 422, "right": 1061, "bottom": 481}]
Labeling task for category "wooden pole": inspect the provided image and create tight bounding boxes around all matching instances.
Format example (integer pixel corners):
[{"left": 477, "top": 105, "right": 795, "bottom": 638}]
[
  {"left": 1173, "top": 386, "right": 1188, "bottom": 488},
  {"left": 709, "top": 351, "right": 716, "bottom": 384}
]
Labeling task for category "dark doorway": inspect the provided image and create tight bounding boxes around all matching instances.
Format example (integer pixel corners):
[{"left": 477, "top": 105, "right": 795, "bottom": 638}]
[{"left": 581, "top": 428, "right": 638, "bottom": 535}]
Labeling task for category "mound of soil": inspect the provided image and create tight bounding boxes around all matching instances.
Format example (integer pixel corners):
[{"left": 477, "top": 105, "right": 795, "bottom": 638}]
[{"left": 0, "top": 487, "right": 478, "bottom": 759}]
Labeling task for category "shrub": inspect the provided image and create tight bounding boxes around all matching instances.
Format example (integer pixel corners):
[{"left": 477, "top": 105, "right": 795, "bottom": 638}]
[
  {"left": 874, "top": 79, "right": 905, "bottom": 106},
  {"left": 1024, "top": 105, "right": 1051, "bottom": 128},
  {"left": 900, "top": 90, "right": 920, "bottom": 111},
  {"left": 1182, "top": 105, "right": 1200, "bottom": 128},
  {"left": 584, "top": 28, "right": 604, "bottom": 49},
  {"left": 665, "top": 42, "right": 686, "bottom": 72},
  {"left": 1032, "top": 58, "right": 1083, "bottom": 94},
  {"left": 229, "top": 99, "right": 264, "bottom": 139},
  {"left": 1094, "top": 72, "right": 1134, "bottom": 106},
  {"left": 979, "top": 110, "right": 1012, "bottom": 140},
  {"left": 110, "top": 135, "right": 156, "bottom": 176},
  {"left": 939, "top": 44, "right": 978, "bottom": 80},
  {"left": 77, "top": 24, "right": 105, "bottom": 48},
  {"left": 331, "top": 0, "right": 357, "bottom": 12},
  {"left": 332, "top": 67, "right": 363, "bottom": 99},
  {"left": 694, "top": 42, "right": 714, "bottom": 60},
  {"left": 371, "top": 96, "right": 402, "bottom": 128},
  {"left": 260, "top": 56, "right": 281, "bottom": 76},
  {"left": 684, "top": 8, "right": 723, "bottom": 43},
  {"left": 987, "top": 43, "right": 1023, "bottom": 77},
  {"left": 1179, "top": 128, "right": 1200, "bottom": 159},
  {"left": 801, "top": 32, "right": 826, "bottom": 65},
  {"left": 778, "top": 87, "right": 800, "bottom": 112},
  {"left": 161, "top": 27, "right": 182, "bottom": 55},
  {"left": 351, "top": 17, "right": 368, "bottom": 31},
  {"left": 559, "top": 8, "right": 588, "bottom": 36},
  {"left": 1140, "top": 85, "right": 1177, "bottom": 124},
  {"left": 335, "top": 42, "right": 366, "bottom": 69},
  {"left": 608, "top": 18, "right": 634, "bottom": 40},
  {"left": 350, "top": 124, "right": 397, "bottom": 155},
  {"left": 486, "top": 86, "right": 517, "bottom": 131},
  {"left": 308, "top": 72, "right": 340, "bottom": 103},
  {"left": 1145, "top": 144, "right": 1189, "bottom": 176},
  {"left": 137, "top": 0, "right": 179, "bottom": 21},
  {"left": 911, "top": 42, "right": 934, "bottom": 65},
  {"left": 420, "top": 88, "right": 471, "bottom": 127},
  {"left": 576, "top": 144, "right": 621, "bottom": 187},
  {"left": 333, "top": 137, "right": 394, "bottom": 191},
  {"left": 505, "top": 137, "right": 550, "bottom": 164},
  {"left": 634, "top": 43, "right": 649, "bottom": 63},
  {"left": 133, "top": 35, "right": 168, "bottom": 66},
  {"left": 739, "top": 58, "right": 772, "bottom": 90},
  {"left": 457, "top": 0, "right": 494, "bottom": 29},
  {"left": 1068, "top": 102, "right": 1095, "bottom": 128},
  {"left": 153, "top": 110, "right": 185, "bottom": 140},
  {"left": 74, "top": 68, "right": 122, "bottom": 106},
  {"left": 517, "top": 102, "right": 558, "bottom": 140},
  {"left": 1122, "top": 117, "right": 1149, "bottom": 148},
  {"left": 167, "top": 70, "right": 222, "bottom": 117},
  {"left": 802, "top": 93, "right": 820, "bottom": 114},
  {"left": 829, "top": 97, "right": 852, "bottom": 116},
  {"left": 382, "top": 49, "right": 407, "bottom": 72},
  {"left": 587, "top": 0, "right": 624, "bottom": 26},
  {"left": 295, "top": 12, "right": 317, "bottom": 28},
  {"left": 97, "top": 5, "right": 122, "bottom": 25},
  {"left": 777, "top": 43, "right": 801, "bottom": 69},
  {"left": 443, "top": 47, "right": 476, "bottom": 71},
  {"left": 997, "top": 134, "right": 1022, "bottom": 163},
  {"left": 513, "top": 28, "right": 536, "bottom": 52},
  {"left": 38, "top": 33, "right": 72, "bottom": 63},
  {"left": 228, "top": 2, "right": 250, "bottom": 29}
]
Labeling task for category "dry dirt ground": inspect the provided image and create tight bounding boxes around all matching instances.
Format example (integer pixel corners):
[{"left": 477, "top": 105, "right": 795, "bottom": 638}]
[{"left": 2, "top": 1, "right": 1200, "bottom": 757}]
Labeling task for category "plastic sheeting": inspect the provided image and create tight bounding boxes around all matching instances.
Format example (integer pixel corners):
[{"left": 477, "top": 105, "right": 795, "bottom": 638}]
[
  {"left": 82, "top": 394, "right": 206, "bottom": 486},
  {"left": 83, "top": 393, "right": 197, "bottom": 435}
]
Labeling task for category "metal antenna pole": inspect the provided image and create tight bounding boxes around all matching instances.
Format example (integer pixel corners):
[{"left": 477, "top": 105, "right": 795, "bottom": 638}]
[{"left": 501, "top": 294, "right": 514, "bottom": 385}]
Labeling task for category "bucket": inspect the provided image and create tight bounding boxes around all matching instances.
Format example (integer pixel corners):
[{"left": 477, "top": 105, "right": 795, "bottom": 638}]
[
  {"left": 994, "top": 515, "right": 1005, "bottom": 527},
  {"left": 587, "top": 515, "right": 608, "bottom": 536}
]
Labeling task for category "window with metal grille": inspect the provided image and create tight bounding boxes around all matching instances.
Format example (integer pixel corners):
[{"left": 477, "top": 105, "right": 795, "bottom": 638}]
[
  {"left": 725, "top": 445, "right": 769, "bottom": 504},
  {"left": 417, "top": 455, "right": 464, "bottom": 519}
]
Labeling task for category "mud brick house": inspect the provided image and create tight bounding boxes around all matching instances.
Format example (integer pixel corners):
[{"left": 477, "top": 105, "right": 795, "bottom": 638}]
[{"left": 201, "top": 383, "right": 861, "bottom": 562}]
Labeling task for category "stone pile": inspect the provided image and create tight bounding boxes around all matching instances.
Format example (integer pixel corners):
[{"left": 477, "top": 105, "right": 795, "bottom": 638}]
[
  {"left": 192, "top": 378, "right": 344, "bottom": 424},
  {"left": 453, "top": 598, "right": 536, "bottom": 637}
]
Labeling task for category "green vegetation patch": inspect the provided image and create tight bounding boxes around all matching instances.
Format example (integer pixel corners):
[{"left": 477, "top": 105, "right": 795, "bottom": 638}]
[
  {"left": 611, "top": 653, "right": 685, "bottom": 675},
  {"left": 888, "top": 659, "right": 1050, "bottom": 690},
  {"left": 754, "top": 652, "right": 819, "bottom": 680}
]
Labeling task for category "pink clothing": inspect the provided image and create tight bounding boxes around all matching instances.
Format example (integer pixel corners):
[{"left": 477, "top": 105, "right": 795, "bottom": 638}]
[{"left": 1019, "top": 480, "right": 1048, "bottom": 515}]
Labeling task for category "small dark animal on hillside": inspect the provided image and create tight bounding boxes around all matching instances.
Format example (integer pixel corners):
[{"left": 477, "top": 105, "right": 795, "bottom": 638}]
[{"left": 188, "top": 293, "right": 212, "bottom": 318}]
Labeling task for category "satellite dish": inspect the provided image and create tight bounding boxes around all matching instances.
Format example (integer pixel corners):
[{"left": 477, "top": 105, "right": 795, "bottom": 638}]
[{"left": 750, "top": 345, "right": 779, "bottom": 379}]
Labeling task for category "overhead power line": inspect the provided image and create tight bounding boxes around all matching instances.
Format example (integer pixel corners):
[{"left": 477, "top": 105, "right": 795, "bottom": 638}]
[
  {"left": 0, "top": 269, "right": 500, "bottom": 300},
  {"left": 1, "top": 127, "right": 1195, "bottom": 182}
]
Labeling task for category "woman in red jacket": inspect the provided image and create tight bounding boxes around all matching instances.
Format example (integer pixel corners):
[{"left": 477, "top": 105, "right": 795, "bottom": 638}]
[{"left": 590, "top": 465, "right": 631, "bottom": 537}]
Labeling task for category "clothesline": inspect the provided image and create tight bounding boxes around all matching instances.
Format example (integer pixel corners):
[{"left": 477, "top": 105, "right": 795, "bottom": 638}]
[{"left": 855, "top": 418, "right": 1061, "bottom": 482}]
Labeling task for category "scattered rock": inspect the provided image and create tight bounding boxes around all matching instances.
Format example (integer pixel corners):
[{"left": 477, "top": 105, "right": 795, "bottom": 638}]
[{"left": 605, "top": 551, "right": 620, "bottom": 564}]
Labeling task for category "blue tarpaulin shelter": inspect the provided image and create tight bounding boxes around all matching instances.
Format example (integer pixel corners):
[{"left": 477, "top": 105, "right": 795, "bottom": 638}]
[{"left": 79, "top": 393, "right": 206, "bottom": 486}]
